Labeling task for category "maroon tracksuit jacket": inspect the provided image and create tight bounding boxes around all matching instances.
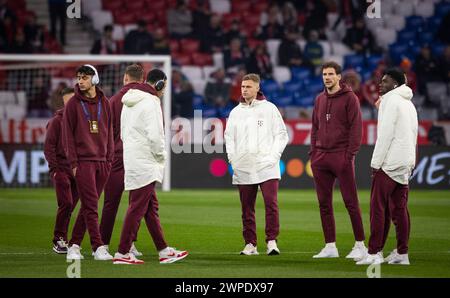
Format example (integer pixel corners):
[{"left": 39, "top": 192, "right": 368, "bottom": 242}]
[
  {"left": 310, "top": 83, "right": 365, "bottom": 243},
  {"left": 44, "top": 109, "right": 79, "bottom": 244},
  {"left": 63, "top": 84, "right": 114, "bottom": 250}
]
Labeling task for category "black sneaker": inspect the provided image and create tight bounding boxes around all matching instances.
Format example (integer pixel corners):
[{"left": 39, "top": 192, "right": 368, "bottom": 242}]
[{"left": 53, "top": 238, "right": 68, "bottom": 254}]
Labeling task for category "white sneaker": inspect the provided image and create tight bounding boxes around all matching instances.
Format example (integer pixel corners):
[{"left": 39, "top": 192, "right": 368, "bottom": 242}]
[
  {"left": 159, "top": 247, "right": 188, "bottom": 264},
  {"left": 313, "top": 244, "right": 339, "bottom": 258},
  {"left": 93, "top": 245, "right": 113, "bottom": 261},
  {"left": 240, "top": 243, "right": 259, "bottom": 256},
  {"left": 113, "top": 252, "right": 144, "bottom": 265},
  {"left": 266, "top": 240, "right": 280, "bottom": 255},
  {"left": 346, "top": 242, "right": 368, "bottom": 261},
  {"left": 67, "top": 244, "right": 84, "bottom": 260},
  {"left": 92, "top": 244, "right": 109, "bottom": 256},
  {"left": 388, "top": 253, "right": 410, "bottom": 265},
  {"left": 356, "top": 252, "right": 384, "bottom": 265},
  {"left": 129, "top": 243, "right": 143, "bottom": 257},
  {"left": 384, "top": 249, "right": 398, "bottom": 263}
]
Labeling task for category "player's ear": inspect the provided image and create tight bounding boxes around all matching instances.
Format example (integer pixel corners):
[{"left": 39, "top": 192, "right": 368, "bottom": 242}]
[{"left": 337, "top": 74, "right": 341, "bottom": 80}]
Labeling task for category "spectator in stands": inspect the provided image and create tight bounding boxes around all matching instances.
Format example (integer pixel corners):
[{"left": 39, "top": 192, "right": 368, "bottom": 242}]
[
  {"left": 437, "top": 11, "right": 450, "bottom": 44},
  {"left": 278, "top": 29, "right": 309, "bottom": 69},
  {"left": 439, "top": 45, "right": 450, "bottom": 83},
  {"left": 281, "top": 1, "right": 299, "bottom": 34},
  {"left": 150, "top": 28, "right": 170, "bottom": 55},
  {"left": 246, "top": 44, "right": 273, "bottom": 80},
  {"left": 333, "top": 0, "right": 367, "bottom": 29},
  {"left": 200, "top": 14, "right": 225, "bottom": 53},
  {"left": 204, "top": 68, "right": 231, "bottom": 108},
  {"left": 415, "top": 45, "right": 441, "bottom": 96},
  {"left": 167, "top": 0, "right": 193, "bottom": 39},
  {"left": 302, "top": 0, "right": 328, "bottom": 40},
  {"left": 342, "top": 69, "right": 364, "bottom": 104},
  {"left": 123, "top": 20, "right": 153, "bottom": 55},
  {"left": 27, "top": 74, "right": 51, "bottom": 118},
  {"left": 223, "top": 38, "right": 247, "bottom": 71},
  {"left": 24, "top": 14, "right": 44, "bottom": 53},
  {"left": 229, "top": 67, "right": 246, "bottom": 104},
  {"left": 256, "top": 7, "right": 284, "bottom": 40},
  {"left": 400, "top": 58, "right": 417, "bottom": 93},
  {"left": 192, "top": 0, "right": 211, "bottom": 39},
  {"left": 0, "top": 0, "right": 16, "bottom": 52},
  {"left": 48, "top": 0, "right": 67, "bottom": 46},
  {"left": 172, "top": 68, "right": 194, "bottom": 118},
  {"left": 224, "top": 19, "right": 247, "bottom": 47},
  {"left": 9, "top": 29, "right": 32, "bottom": 54},
  {"left": 343, "top": 17, "right": 377, "bottom": 55},
  {"left": 91, "top": 25, "right": 116, "bottom": 55},
  {"left": 362, "top": 71, "right": 381, "bottom": 107},
  {"left": 303, "top": 30, "right": 324, "bottom": 71}
]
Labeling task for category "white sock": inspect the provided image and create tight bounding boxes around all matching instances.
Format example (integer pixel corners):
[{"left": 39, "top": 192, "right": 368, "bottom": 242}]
[
  {"left": 355, "top": 241, "right": 365, "bottom": 247},
  {"left": 159, "top": 247, "right": 170, "bottom": 253},
  {"left": 325, "top": 242, "right": 336, "bottom": 248}
]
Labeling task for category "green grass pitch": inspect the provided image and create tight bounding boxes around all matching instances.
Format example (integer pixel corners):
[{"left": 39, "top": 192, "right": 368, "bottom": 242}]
[{"left": 0, "top": 188, "right": 449, "bottom": 278}]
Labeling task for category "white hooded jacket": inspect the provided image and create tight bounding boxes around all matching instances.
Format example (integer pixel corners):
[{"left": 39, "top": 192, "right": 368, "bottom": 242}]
[
  {"left": 121, "top": 88, "right": 166, "bottom": 190},
  {"left": 224, "top": 96, "right": 289, "bottom": 185},
  {"left": 371, "top": 84, "right": 418, "bottom": 185}
]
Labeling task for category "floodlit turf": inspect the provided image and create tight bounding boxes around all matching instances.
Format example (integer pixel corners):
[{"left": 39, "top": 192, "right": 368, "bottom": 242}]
[{"left": 0, "top": 188, "right": 449, "bottom": 278}]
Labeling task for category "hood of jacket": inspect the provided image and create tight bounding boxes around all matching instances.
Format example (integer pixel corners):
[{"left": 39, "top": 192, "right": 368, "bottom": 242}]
[
  {"left": 121, "top": 83, "right": 158, "bottom": 107},
  {"left": 325, "top": 83, "right": 353, "bottom": 99},
  {"left": 382, "top": 84, "right": 413, "bottom": 101}
]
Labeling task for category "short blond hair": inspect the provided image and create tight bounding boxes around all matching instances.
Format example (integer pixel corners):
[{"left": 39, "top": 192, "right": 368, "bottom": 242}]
[{"left": 242, "top": 73, "right": 261, "bottom": 84}]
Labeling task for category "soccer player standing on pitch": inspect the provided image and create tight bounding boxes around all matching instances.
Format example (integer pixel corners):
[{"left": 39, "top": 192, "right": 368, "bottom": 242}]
[
  {"left": 64, "top": 65, "right": 114, "bottom": 261},
  {"left": 44, "top": 87, "right": 78, "bottom": 254},
  {"left": 224, "top": 73, "right": 288, "bottom": 256},
  {"left": 310, "top": 61, "right": 366, "bottom": 260},
  {"left": 99, "top": 64, "right": 144, "bottom": 257},
  {"left": 357, "top": 68, "right": 417, "bottom": 266},
  {"left": 112, "top": 69, "right": 188, "bottom": 265}
]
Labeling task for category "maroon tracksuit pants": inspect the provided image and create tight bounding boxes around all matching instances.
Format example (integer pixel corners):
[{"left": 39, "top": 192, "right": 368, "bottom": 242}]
[
  {"left": 118, "top": 182, "right": 167, "bottom": 254},
  {"left": 52, "top": 170, "right": 78, "bottom": 244},
  {"left": 311, "top": 151, "right": 365, "bottom": 243},
  {"left": 237, "top": 179, "right": 280, "bottom": 246},
  {"left": 69, "top": 161, "right": 110, "bottom": 251},
  {"left": 368, "top": 169, "right": 410, "bottom": 255}
]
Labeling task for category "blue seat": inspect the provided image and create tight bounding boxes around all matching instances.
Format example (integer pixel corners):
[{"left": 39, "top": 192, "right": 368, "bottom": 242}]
[
  {"left": 389, "top": 43, "right": 409, "bottom": 64},
  {"left": 291, "top": 67, "right": 312, "bottom": 81},
  {"left": 406, "top": 16, "right": 424, "bottom": 28},
  {"left": 419, "top": 31, "right": 435, "bottom": 45},
  {"left": 436, "top": 1, "right": 450, "bottom": 18},
  {"left": 431, "top": 42, "right": 446, "bottom": 57},
  {"left": 260, "top": 79, "right": 279, "bottom": 94},
  {"left": 218, "top": 105, "right": 233, "bottom": 118},
  {"left": 272, "top": 93, "right": 293, "bottom": 107},
  {"left": 397, "top": 30, "right": 417, "bottom": 44},
  {"left": 306, "top": 77, "right": 324, "bottom": 95},
  {"left": 344, "top": 54, "right": 365, "bottom": 69},
  {"left": 426, "top": 15, "right": 442, "bottom": 31},
  {"left": 358, "top": 67, "right": 372, "bottom": 82},
  {"left": 201, "top": 105, "right": 218, "bottom": 118},
  {"left": 367, "top": 55, "right": 383, "bottom": 71},
  {"left": 283, "top": 80, "right": 303, "bottom": 93},
  {"left": 293, "top": 92, "right": 315, "bottom": 107}
]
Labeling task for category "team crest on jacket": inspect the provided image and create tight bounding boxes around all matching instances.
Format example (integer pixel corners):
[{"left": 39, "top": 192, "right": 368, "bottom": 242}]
[{"left": 257, "top": 120, "right": 264, "bottom": 127}]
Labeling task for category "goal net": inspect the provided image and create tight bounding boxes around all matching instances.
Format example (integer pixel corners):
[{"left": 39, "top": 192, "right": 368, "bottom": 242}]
[{"left": 0, "top": 54, "right": 172, "bottom": 191}]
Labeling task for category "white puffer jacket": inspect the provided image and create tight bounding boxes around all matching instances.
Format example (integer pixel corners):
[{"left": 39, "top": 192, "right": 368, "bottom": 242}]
[
  {"left": 121, "top": 88, "right": 166, "bottom": 190},
  {"left": 371, "top": 84, "right": 418, "bottom": 185},
  {"left": 224, "top": 97, "right": 288, "bottom": 185}
]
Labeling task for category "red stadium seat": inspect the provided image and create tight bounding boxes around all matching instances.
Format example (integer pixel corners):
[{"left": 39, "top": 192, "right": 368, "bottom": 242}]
[
  {"left": 170, "top": 39, "right": 180, "bottom": 53},
  {"left": 114, "top": 12, "right": 135, "bottom": 25},
  {"left": 191, "top": 52, "right": 213, "bottom": 66},
  {"left": 126, "top": 1, "right": 145, "bottom": 11},
  {"left": 102, "top": 0, "right": 123, "bottom": 11},
  {"left": 232, "top": 0, "right": 251, "bottom": 12},
  {"left": 254, "top": 1, "right": 269, "bottom": 13},
  {"left": 180, "top": 39, "right": 200, "bottom": 53},
  {"left": 172, "top": 53, "right": 192, "bottom": 65},
  {"left": 247, "top": 39, "right": 263, "bottom": 50},
  {"left": 244, "top": 13, "right": 261, "bottom": 28},
  {"left": 147, "top": 0, "right": 166, "bottom": 11}
]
